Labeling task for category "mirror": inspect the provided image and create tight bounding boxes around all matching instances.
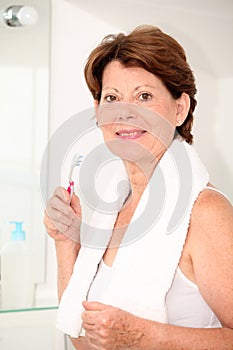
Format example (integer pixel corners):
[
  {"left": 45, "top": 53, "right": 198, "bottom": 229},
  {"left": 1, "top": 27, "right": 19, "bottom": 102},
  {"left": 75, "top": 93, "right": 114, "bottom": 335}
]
[{"left": 0, "top": 0, "right": 51, "bottom": 310}]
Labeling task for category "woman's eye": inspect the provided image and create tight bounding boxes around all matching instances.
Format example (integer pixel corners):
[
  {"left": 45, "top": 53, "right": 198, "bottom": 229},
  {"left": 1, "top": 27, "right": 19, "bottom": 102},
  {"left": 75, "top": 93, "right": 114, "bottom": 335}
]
[
  {"left": 139, "top": 92, "right": 152, "bottom": 101},
  {"left": 105, "top": 95, "right": 117, "bottom": 102}
]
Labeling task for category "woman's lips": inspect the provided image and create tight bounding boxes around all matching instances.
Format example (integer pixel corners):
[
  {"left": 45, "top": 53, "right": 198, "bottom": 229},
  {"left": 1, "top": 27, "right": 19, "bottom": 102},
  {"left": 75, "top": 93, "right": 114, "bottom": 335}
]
[{"left": 116, "top": 129, "right": 146, "bottom": 139}]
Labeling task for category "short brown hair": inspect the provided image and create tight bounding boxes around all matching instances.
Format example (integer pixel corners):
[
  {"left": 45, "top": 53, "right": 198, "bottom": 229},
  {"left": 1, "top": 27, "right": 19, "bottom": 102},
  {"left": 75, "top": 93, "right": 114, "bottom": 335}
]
[{"left": 84, "top": 25, "right": 197, "bottom": 144}]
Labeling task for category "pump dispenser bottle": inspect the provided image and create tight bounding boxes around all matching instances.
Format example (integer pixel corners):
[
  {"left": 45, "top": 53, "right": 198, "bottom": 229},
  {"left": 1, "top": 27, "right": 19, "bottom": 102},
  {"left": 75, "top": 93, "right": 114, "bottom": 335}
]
[{"left": 1, "top": 221, "right": 34, "bottom": 309}]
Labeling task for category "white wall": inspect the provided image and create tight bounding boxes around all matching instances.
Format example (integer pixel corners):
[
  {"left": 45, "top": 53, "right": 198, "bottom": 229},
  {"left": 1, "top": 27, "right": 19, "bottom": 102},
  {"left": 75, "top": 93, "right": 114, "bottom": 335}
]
[{"left": 48, "top": 0, "right": 233, "bottom": 296}]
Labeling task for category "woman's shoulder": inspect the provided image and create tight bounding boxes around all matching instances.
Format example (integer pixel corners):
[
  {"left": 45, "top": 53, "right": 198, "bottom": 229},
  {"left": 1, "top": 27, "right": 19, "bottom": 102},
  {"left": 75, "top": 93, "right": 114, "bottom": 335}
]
[
  {"left": 194, "top": 185, "right": 232, "bottom": 214},
  {"left": 190, "top": 184, "right": 233, "bottom": 241}
]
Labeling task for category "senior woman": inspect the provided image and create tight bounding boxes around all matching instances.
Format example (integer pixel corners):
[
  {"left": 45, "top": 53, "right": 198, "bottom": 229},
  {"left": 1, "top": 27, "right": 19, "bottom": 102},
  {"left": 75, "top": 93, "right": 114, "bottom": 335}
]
[{"left": 44, "top": 25, "right": 233, "bottom": 349}]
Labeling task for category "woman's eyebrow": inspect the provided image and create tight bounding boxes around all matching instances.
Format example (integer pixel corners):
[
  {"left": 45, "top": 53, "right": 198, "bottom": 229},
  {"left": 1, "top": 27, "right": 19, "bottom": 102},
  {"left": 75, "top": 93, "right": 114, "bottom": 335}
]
[
  {"left": 134, "top": 84, "right": 156, "bottom": 91},
  {"left": 102, "top": 85, "right": 157, "bottom": 92},
  {"left": 102, "top": 87, "right": 120, "bottom": 92}
]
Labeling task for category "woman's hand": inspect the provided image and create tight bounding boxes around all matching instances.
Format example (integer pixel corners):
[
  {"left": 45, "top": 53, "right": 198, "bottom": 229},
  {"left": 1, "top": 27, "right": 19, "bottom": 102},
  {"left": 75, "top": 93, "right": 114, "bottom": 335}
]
[
  {"left": 43, "top": 186, "right": 82, "bottom": 242},
  {"left": 70, "top": 336, "right": 91, "bottom": 350},
  {"left": 81, "top": 301, "right": 144, "bottom": 350}
]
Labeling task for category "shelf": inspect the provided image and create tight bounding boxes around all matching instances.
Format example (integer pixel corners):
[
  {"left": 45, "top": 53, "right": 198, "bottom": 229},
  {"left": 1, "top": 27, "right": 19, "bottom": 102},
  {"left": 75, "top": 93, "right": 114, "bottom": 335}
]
[{"left": 0, "top": 305, "right": 58, "bottom": 314}]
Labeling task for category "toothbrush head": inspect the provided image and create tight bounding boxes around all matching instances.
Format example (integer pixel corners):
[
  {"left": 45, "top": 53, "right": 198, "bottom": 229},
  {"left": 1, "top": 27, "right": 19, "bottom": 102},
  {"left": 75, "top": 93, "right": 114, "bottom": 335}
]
[
  {"left": 68, "top": 154, "right": 83, "bottom": 182},
  {"left": 67, "top": 154, "right": 83, "bottom": 202}
]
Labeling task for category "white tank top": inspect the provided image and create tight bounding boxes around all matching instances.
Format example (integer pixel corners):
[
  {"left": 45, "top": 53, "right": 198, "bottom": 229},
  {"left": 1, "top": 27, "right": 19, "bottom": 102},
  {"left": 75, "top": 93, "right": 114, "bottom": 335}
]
[
  {"left": 87, "top": 260, "right": 221, "bottom": 328},
  {"left": 87, "top": 187, "right": 223, "bottom": 328}
]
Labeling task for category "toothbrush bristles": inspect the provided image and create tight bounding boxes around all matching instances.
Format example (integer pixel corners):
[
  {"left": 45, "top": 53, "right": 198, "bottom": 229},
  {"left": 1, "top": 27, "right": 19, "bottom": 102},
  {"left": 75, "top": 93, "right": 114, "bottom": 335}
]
[{"left": 68, "top": 154, "right": 83, "bottom": 181}]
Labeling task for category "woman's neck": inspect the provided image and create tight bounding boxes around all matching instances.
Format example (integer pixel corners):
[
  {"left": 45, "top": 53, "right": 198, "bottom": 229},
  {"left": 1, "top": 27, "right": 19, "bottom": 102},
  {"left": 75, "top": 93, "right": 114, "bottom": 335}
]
[{"left": 123, "top": 158, "right": 157, "bottom": 196}]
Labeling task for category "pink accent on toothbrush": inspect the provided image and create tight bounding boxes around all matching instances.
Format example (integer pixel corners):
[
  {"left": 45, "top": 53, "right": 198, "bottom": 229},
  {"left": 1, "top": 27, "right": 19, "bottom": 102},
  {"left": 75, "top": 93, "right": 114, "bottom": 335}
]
[{"left": 67, "top": 181, "right": 74, "bottom": 194}]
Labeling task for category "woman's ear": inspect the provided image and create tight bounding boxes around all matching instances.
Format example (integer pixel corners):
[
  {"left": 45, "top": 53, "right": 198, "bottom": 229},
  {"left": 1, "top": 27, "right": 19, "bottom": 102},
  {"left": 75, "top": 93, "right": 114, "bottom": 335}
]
[
  {"left": 176, "top": 93, "right": 190, "bottom": 126},
  {"left": 94, "top": 99, "right": 99, "bottom": 118},
  {"left": 94, "top": 99, "right": 99, "bottom": 109}
]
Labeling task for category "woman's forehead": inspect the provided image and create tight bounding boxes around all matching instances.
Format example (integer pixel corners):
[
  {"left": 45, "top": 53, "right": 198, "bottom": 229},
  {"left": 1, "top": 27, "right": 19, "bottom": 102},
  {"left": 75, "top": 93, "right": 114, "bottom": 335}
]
[{"left": 102, "top": 61, "right": 163, "bottom": 89}]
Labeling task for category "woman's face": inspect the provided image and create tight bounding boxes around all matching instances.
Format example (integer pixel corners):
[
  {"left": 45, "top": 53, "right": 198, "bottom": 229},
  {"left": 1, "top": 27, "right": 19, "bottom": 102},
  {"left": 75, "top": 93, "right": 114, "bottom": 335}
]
[{"left": 96, "top": 60, "right": 189, "bottom": 164}]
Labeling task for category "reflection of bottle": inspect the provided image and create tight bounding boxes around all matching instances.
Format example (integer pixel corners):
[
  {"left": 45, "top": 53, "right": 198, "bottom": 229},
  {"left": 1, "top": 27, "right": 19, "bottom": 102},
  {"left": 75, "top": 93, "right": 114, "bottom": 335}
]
[{"left": 1, "top": 221, "right": 34, "bottom": 309}]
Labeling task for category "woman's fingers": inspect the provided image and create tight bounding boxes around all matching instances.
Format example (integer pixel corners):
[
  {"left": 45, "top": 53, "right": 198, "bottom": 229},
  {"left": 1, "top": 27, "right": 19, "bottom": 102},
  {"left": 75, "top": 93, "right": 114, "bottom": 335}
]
[
  {"left": 44, "top": 186, "right": 82, "bottom": 242},
  {"left": 70, "top": 193, "right": 82, "bottom": 216},
  {"left": 47, "top": 188, "right": 75, "bottom": 218},
  {"left": 53, "top": 186, "right": 70, "bottom": 202},
  {"left": 43, "top": 210, "right": 69, "bottom": 241}
]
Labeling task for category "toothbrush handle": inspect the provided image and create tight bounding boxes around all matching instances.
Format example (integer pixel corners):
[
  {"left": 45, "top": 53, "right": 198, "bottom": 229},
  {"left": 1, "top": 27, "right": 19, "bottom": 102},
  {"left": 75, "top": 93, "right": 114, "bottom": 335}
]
[{"left": 67, "top": 181, "right": 74, "bottom": 204}]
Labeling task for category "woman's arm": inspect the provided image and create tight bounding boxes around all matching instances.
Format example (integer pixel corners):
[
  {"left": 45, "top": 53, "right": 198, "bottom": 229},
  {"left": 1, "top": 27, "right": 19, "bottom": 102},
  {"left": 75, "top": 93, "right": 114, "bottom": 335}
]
[
  {"left": 44, "top": 186, "right": 81, "bottom": 299},
  {"left": 54, "top": 239, "right": 80, "bottom": 301},
  {"left": 81, "top": 301, "right": 233, "bottom": 350},
  {"left": 189, "top": 189, "right": 233, "bottom": 330},
  {"left": 81, "top": 189, "right": 233, "bottom": 350},
  {"left": 44, "top": 187, "right": 90, "bottom": 349}
]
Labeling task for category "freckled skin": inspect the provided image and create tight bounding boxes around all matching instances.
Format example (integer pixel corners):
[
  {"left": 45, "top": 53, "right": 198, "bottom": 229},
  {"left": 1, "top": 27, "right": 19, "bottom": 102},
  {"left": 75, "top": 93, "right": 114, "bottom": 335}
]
[{"left": 82, "top": 302, "right": 145, "bottom": 350}]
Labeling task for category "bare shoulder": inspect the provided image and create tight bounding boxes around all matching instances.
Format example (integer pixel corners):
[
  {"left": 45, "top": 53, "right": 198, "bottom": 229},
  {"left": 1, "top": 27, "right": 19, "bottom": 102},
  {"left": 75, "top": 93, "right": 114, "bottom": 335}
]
[
  {"left": 191, "top": 187, "right": 233, "bottom": 234},
  {"left": 188, "top": 188, "right": 233, "bottom": 327},
  {"left": 189, "top": 186, "right": 233, "bottom": 260}
]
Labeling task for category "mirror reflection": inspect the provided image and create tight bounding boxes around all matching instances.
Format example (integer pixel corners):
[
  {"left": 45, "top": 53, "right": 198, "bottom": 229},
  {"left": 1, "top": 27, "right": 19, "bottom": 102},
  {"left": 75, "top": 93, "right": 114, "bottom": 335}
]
[{"left": 0, "top": 0, "right": 50, "bottom": 311}]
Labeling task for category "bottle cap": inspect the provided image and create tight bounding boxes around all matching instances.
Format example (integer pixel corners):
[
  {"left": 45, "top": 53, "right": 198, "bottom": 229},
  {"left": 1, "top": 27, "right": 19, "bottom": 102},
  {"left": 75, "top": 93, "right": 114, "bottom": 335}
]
[{"left": 9, "top": 221, "right": 25, "bottom": 241}]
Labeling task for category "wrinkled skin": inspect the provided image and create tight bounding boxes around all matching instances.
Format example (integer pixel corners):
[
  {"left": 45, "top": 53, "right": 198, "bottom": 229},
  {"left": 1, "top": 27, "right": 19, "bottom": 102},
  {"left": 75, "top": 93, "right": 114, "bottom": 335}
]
[{"left": 82, "top": 301, "right": 145, "bottom": 350}]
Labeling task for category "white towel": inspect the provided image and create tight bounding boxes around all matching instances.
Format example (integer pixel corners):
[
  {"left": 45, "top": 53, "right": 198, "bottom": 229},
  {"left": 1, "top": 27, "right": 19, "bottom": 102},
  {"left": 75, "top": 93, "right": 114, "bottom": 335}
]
[{"left": 56, "top": 138, "right": 209, "bottom": 337}]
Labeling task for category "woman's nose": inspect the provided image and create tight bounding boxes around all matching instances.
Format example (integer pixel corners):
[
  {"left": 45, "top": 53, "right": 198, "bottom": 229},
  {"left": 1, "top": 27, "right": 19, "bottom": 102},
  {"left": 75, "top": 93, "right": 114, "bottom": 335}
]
[
  {"left": 117, "top": 113, "right": 135, "bottom": 121},
  {"left": 116, "top": 103, "right": 137, "bottom": 121}
]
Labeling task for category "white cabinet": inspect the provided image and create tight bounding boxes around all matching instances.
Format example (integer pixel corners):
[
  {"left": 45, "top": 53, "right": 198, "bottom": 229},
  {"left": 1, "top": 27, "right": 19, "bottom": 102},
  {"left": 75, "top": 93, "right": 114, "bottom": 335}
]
[{"left": 0, "top": 308, "right": 66, "bottom": 350}]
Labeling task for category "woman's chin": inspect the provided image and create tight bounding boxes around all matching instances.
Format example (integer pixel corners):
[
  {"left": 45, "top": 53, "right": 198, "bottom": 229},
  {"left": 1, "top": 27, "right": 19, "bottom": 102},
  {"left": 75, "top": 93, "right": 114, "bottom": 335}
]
[{"left": 105, "top": 139, "right": 157, "bottom": 167}]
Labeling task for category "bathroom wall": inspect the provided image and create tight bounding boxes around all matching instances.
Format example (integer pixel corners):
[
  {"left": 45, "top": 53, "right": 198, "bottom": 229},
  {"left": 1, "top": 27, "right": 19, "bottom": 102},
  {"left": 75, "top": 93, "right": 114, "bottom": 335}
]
[{"left": 48, "top": 0, "right": 233, "bottom": 322}]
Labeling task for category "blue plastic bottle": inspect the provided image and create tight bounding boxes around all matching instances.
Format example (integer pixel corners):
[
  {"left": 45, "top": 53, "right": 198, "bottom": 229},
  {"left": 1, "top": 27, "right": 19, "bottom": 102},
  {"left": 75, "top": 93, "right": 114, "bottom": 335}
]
[{"left": 1, "top": 221, "right": 34, "bottom": 309}]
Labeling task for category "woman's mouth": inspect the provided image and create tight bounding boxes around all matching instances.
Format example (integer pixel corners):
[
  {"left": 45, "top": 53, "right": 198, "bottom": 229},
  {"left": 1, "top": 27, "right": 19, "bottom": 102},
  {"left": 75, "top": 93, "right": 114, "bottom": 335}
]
[{"left": 116, "top": 129, "right": 146, "bottom": 140}]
